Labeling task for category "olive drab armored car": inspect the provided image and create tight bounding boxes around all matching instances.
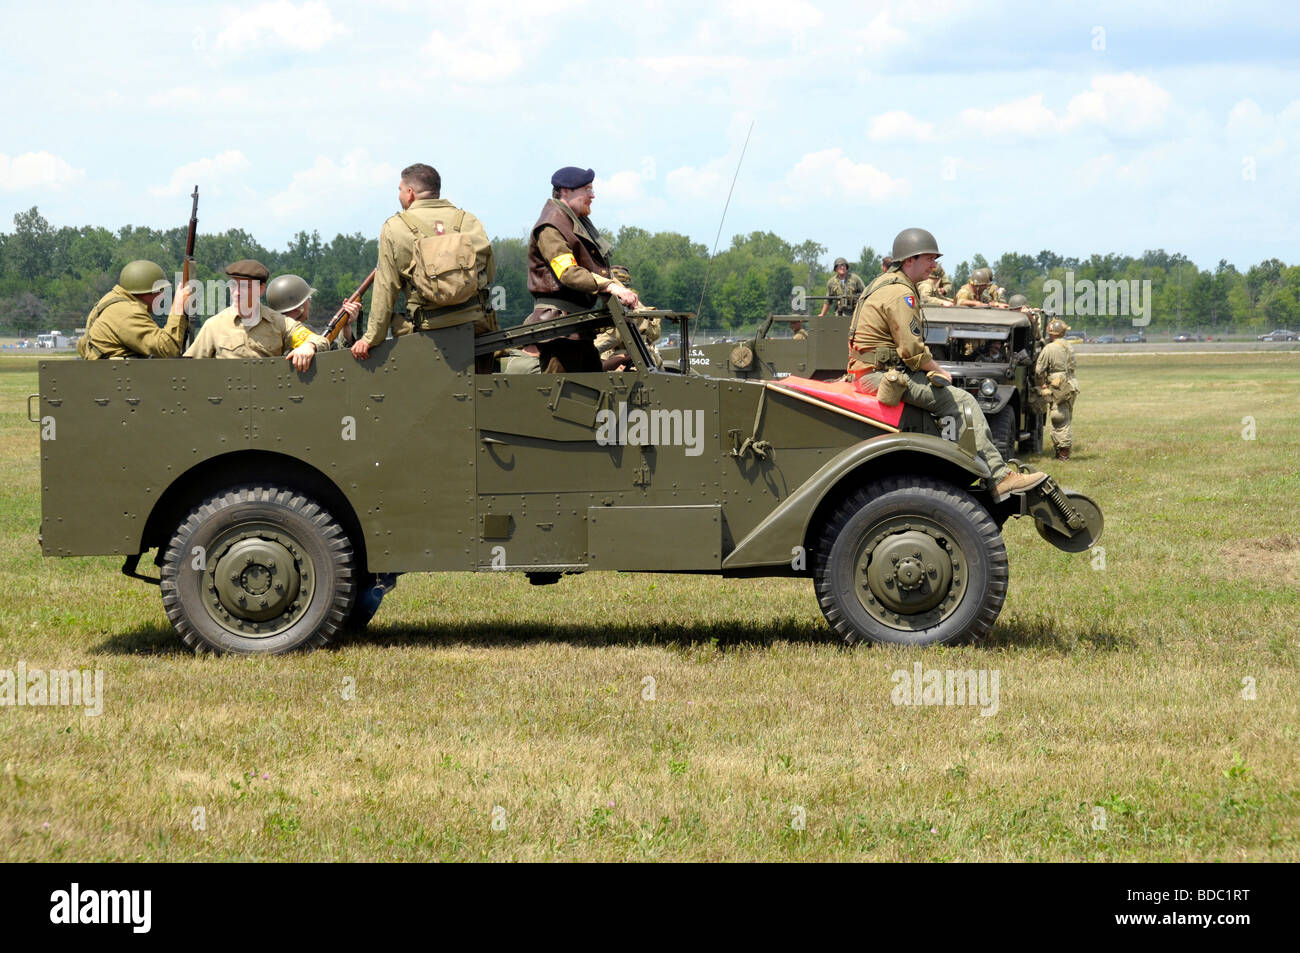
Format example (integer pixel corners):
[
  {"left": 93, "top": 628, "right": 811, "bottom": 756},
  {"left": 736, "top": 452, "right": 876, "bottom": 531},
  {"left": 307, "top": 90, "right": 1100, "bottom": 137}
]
[{"left": 34, "top": 302, "right": 1101, "bottom": 655}]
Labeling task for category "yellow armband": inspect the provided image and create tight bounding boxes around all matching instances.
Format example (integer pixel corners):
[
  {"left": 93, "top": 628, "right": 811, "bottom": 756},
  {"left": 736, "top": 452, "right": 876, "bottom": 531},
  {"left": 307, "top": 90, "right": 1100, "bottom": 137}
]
[
  {"left": 289, "top": 326, "right": 314, "bottom": 349},
  {"left": 549, "top": 253, "right": 577, "bottom": 280}
]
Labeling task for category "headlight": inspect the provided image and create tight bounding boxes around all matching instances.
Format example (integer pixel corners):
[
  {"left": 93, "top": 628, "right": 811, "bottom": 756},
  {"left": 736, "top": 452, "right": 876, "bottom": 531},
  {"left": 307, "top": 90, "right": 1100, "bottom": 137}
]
[{"left": 979, "top": 378, "right": 998, "bottom": 398}]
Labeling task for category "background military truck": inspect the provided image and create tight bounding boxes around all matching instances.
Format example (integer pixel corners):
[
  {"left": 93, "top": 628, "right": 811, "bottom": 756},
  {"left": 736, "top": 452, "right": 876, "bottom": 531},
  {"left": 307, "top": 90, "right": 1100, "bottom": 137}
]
[
  {"left": 662, "top": 306, "right": 1046, "bottom": 460},
  {"left": 33, "top": 302, "right": 1099, "bottom": 655}
]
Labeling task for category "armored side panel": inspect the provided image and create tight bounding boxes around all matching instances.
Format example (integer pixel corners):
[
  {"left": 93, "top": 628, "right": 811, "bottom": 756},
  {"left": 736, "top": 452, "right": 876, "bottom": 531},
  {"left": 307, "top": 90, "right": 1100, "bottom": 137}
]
[
  {"left": 474, "top": 371, "right": 724, "bottom": 571},
  {"left": 38, "top": 328, "right": 477, "bottom": 571}
]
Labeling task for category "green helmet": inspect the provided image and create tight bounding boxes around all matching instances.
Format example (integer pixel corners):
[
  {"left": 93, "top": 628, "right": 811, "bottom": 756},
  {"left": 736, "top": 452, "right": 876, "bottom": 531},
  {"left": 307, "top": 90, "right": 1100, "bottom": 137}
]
[
  {"left": 610, "top": 264, "right": 632, "bottom": 285},
  {"left": 1008, "top": 293, "right": 1028, "bottom": 309},
  {"left": 971, "top": 267, "right": 992, "bottom": 285},
  {"left": 890, "top": 228, "right": 941, "bottom": 262},
  {"left": 833, "top": 257, "right": 849, "bottom": 269},
  {"left": 119, "top": 260, "right": 167, "bottom": 295},
  {"left": 1047, "top": 318, "right": 1070, "bottom": 336},
  {"left": 265, "top": 274, "right": 315, "bottom": 313}
]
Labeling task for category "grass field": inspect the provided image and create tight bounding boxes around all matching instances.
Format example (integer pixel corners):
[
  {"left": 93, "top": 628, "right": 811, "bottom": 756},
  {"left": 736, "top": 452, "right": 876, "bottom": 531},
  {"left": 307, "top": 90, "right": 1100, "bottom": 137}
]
[{"left": 1, "top": 351, "right": 1297, "bottom": 861}]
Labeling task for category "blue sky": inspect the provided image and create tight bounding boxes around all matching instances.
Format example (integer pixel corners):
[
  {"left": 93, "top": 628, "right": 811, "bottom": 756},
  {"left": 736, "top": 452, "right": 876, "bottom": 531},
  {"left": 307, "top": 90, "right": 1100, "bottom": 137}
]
[{"left": 2, "top": 0, "right": 1298, "bottom": 271}]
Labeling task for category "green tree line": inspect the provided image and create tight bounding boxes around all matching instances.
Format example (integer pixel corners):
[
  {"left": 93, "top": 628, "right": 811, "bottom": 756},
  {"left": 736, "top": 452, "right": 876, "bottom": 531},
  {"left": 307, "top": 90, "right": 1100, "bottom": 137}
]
[{"left": 2, "top": 205, "right": 1296, "bottom": 337}]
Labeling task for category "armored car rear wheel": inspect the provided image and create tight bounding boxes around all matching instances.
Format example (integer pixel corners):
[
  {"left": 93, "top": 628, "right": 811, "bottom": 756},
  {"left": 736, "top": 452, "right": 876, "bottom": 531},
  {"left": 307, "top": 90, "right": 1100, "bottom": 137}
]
[
  {"left": 813, "top": 477, "right": 1008, "bottom": 647},
  {"left": 160, "top": 486, "right": 355, "bottom": 655}
]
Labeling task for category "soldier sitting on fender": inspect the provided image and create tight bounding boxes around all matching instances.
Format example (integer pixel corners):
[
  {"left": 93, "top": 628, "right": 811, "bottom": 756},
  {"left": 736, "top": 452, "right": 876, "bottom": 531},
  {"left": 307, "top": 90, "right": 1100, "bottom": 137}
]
[{"left": 847, "top": 227, "right": 1047, "bottom": 501}]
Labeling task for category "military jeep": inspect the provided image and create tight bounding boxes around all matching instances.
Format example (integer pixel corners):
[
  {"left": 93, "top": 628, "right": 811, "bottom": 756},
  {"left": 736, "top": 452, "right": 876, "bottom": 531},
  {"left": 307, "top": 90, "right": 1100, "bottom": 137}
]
[
  {"left": 34, "top": 302, "right": 1100, "bottom": 655},
  {"left": 922, "top": 307, "right": 1045, "bottom": 460}
]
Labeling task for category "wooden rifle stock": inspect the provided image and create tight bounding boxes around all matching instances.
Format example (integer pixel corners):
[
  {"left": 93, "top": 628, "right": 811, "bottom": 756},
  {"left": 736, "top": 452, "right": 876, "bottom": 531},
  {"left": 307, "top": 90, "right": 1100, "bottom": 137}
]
[
  {"left": 324, "top": 269, "right": 376, "bottom": 343},
  {"left": 181, "top": 186, "right": 199, "bottom": 346}
]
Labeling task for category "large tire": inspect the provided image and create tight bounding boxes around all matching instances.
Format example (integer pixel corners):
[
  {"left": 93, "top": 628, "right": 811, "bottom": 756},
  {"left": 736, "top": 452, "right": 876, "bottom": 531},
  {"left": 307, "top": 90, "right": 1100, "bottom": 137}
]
[
  {"left": 989, "top": 405, "right": 1017, "bottom": 461},
  {"left": 160, "top": 485, "right": 355, "bottom": 655},
  {"left": 813, "top": 477, "right": 1008, "bottom": 647}
]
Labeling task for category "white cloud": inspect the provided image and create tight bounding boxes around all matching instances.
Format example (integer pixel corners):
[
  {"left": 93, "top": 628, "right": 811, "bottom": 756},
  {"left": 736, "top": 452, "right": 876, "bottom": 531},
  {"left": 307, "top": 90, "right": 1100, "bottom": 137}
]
[
  {"left": 150, "top": 151, "right": 250, "bottom": 198},
  {"left": 666, "top": 165, "right": 728, "bottom": 202},
  {"left": 0, "top": 151, "right": 85, "bottom": 191},
  {"left": 596, "top": 170, "right": 650, "bottom": 203},
  {"left": 784, "top": 148, "right": 908, "bottom": 203},
  {"left": 423, "top": 28, "right": 524, "bottom": 82},
  {"left": 213, "top": 1, "right": 347, "bottom": 54},
  {"left": 869, "top": 110, "right": 938, "bottom": 142},
  {"left": 148, "top": 86, "right": 203, "bottom": 108},
  {"left": 1064, "top": 73, "right": 1171, "bottom": 135},
  {"left": 963, "top": 74, "right": 1173, "bottom": 140},
  {"left": 269, "top": 149, "right": 396, "bottom": 217},
  {"left": 727, "top": 0, "right": 824, "bottom": 34},
  {"left": 961, "top": 94, "right": 1060, "bottom": 138},
  {"left": 852, "top": 11, "right": 907, "bottom": 56}
]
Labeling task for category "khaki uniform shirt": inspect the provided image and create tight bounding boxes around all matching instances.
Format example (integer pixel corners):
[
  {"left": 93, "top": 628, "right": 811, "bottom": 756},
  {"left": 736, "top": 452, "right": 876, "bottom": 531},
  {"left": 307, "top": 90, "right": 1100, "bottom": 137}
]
[
  {"left": 185, "top": 303, "right": 327, "bottom": 359},
  {"left": 792, "top": 328, "right": 808, "bottom": 341},
  {"left": 955, "top": 282, "right": 1003, "bottom": 304},
  {"left": 825, "top": 272, "right": 867, "bottom": 315},
  {"left": 80, "top": 285, "right": 187, "bottom": 359},
  {"left": 1035, "top": 338, "right": 1077, "bottom": 395},
  {"left": 364, "top": 198, "right": 495, "bottom": 346},
  {"left": 916, "top": 276, "right": 951, "bottom": 305},
  {"left": 847, "top": 273, "right": 932, "bottom": 376},
  {"left": 594, "top": 309, "right": 662, "bottom": 361}
]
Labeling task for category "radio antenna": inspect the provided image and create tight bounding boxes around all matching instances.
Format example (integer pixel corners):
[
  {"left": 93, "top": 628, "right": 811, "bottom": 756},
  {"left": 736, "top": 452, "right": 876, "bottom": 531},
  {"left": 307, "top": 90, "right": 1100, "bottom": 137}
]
[{"left": 696, "top": 120, "right": 755, "bottom": 323}]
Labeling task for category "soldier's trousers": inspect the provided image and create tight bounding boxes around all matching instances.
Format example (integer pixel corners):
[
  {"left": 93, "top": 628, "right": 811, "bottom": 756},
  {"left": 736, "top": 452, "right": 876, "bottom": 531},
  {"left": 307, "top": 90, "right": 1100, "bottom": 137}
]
[
  {"left": 1048, "top": 396, "right": 1074, "bottom": 450},
  {"left": 861, "top": 369, "right": 1010, "bottom": 481}
]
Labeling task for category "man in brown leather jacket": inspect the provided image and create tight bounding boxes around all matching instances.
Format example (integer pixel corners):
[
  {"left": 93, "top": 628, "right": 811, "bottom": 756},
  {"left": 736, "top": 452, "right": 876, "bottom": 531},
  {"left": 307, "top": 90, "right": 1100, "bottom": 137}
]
[{"left": 524, "top": 166, "right": 640, "bottom": 372}]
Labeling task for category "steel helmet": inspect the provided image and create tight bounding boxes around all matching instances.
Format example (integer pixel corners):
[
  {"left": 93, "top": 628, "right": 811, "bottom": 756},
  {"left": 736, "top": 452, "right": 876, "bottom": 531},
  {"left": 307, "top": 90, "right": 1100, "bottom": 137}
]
[
  {"left": 1008, "top": 294, "right": 1028, "bottom": 309},
  {"left": 119, "top": 260, "right": 167, "bottom": 295},
  {"left": 833, "top": 257, "right": 849, "bottom": 269},
  {"left": 610, "top": 264, "right": 632, "bottom": 285},
  {"left": 265, "top": 274, "right": 315, "bottom": 314},
  {"left": 890, "top": 228, "right": 941, "bottom": 262},
  {"left": 1047, "top": 318, "right": 1070, "bottom": 336},
  {"left": 971, "top": 267, "right": 992, "bottom": 285}
]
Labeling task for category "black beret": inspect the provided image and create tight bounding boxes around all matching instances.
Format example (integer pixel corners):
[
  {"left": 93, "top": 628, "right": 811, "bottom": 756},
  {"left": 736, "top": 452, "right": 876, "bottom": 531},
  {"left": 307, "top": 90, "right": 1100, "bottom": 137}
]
[
  {"left": 225, "top": 259, "right": 269, "bottom": 281},
  {"left": 551, "top": 166, "right": 595, "bottom": 190}
]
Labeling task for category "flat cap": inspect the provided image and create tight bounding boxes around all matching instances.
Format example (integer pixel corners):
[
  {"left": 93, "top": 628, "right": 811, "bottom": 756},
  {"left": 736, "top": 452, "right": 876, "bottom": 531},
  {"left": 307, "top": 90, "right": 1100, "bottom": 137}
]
[
  {"left": 225, "top": 259, "right": 269, "bottom": 281},
  {"left": 551, "top": 166, "right": 595, "bottom": 190}
]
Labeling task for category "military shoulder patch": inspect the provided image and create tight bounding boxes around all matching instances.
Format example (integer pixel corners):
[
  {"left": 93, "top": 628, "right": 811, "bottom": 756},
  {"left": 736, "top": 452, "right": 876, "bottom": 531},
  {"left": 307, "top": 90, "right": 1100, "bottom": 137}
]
[{"left": 903, "top": 294, "right": 916, "bottom": 309}]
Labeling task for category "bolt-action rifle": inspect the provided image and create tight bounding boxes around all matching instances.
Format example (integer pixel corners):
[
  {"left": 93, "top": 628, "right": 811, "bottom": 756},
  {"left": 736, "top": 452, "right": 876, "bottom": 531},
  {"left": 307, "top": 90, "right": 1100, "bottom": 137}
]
[
  {"left": 324, "top": 269, "right": 376, "bottom": 343},
  {"left": 181, "top": 185, "right": 198, "bottom": 348}
]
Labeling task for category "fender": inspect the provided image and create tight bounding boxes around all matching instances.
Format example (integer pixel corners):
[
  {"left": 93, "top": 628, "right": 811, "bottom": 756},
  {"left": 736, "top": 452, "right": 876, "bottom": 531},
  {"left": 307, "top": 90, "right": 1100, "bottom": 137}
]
[{"left": 723, "top": 433, "right": 991, "bottom": 570}]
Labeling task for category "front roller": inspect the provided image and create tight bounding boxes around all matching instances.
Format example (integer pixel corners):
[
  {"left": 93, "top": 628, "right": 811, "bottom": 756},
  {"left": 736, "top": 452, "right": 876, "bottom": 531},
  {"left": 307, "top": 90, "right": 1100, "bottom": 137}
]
[{"left": 1015, "top": 476, "right": 1104, "bottom": 553}]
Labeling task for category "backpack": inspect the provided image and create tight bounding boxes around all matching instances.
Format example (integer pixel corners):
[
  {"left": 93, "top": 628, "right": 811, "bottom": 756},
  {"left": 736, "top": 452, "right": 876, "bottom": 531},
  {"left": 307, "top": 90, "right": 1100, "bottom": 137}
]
[{"left": 398, "top": 209, "right": 478, "bottom": 308}]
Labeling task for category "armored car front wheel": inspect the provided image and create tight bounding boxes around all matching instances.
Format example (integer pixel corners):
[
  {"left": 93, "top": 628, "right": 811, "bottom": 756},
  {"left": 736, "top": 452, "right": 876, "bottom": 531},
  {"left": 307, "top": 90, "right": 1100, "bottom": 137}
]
[
  {"left": 160, "top": 486, "right": 356, "bottom": 655},
  {"left": 813, "top": 477, "right": 1008, "bottom": 647}
]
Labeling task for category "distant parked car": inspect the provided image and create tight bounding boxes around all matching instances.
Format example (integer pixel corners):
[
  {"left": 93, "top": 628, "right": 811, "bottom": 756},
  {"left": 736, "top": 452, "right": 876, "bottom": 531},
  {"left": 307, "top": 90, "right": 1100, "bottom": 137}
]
[
  {"left": 1173, "top": 333, "right": 1204, "bottom": 342},
  {"left": 1257, "top": 329, "right": 1299, "bottom": 342},
  {"left": 1063, "top": 330, "right": 1087, "bottom": 343},
  {"left": 1096, "top": 335, "right": 1118, "bottom": 344},
  {"left": 1122, "top": 333, "right": 1145, "bottom": 343}
]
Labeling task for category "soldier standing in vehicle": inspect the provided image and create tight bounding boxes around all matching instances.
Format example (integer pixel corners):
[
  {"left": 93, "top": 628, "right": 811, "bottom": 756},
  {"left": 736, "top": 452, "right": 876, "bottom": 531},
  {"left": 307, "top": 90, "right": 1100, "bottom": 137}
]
[
  {"left": 818, "top": 257, "right": 867, "bottom": 318},
  {"left": 917, "top": 261, "right": 954, "bottom": 306},
  {"left": 185, "top": 260, "right": 328, "bottom": 371},
  {"left": 1035, "top": 318, "right": 1079, "bottom": 460},
  {"left": 265, "top": 274, "right": 360, "bottom": 337},
  {"left": 351, "top": 163, "right": 496, "bottom": 367},
  {"left": 956, "top": 267, "right": 1008, "bottom": 308},
  {"left": 847, "top": 228, "right": 1047, "bottom": 500},
  {"left": 594, "top": 264, "right": 661, "bottom": 370},
  {"left": 78, "top": 260, "right": 190, "bottom": 360},
  {"left": 791, "top": 319, "right": 808, "bottom": 340},
  {"left": 525, "top": 166, "right": 640, "bottom": 373}
]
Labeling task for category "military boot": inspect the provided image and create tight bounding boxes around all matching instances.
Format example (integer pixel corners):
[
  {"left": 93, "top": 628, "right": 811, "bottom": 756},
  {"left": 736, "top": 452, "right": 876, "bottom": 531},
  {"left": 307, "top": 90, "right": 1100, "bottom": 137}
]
[
  {"left": 993, "top": 469, "right": 1048, "bottom": 501},
  {"left": 1055, "top": 447, "right": 1071, "bottom": 461}
]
